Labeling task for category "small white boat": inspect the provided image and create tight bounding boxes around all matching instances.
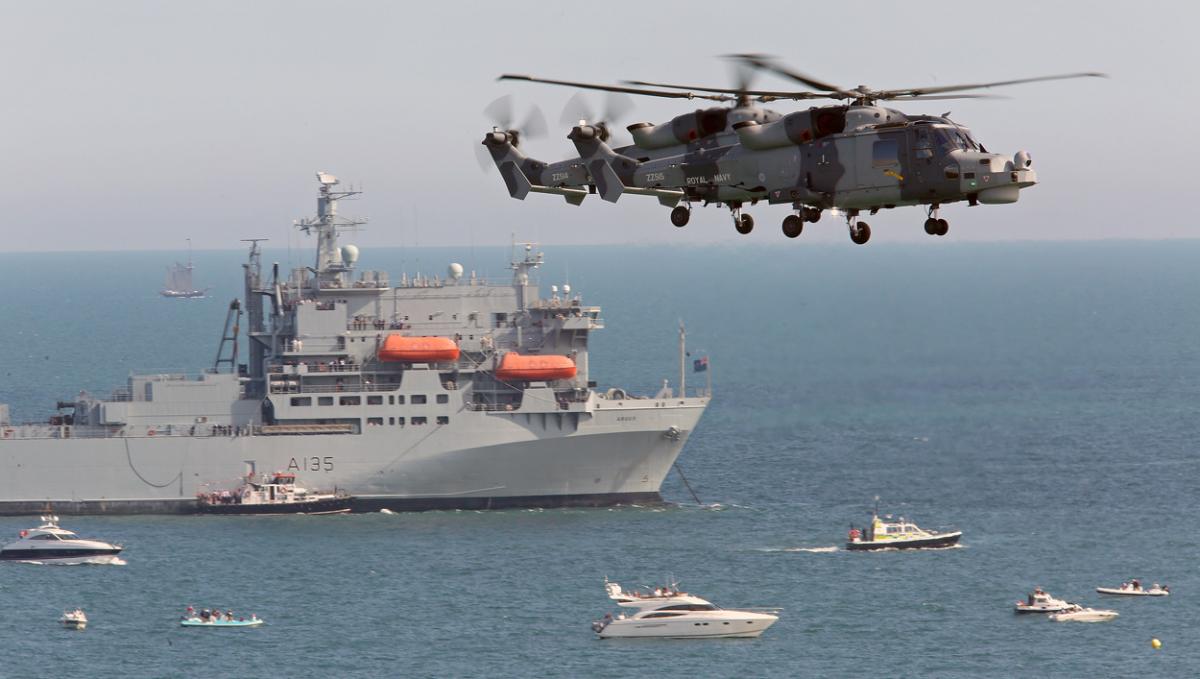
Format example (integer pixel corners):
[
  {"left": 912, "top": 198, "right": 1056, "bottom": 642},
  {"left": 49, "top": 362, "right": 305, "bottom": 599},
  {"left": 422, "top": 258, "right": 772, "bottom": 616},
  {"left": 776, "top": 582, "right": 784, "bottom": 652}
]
[
  {"left": 179, "top": 607, "right": 263, "bottom": 627},
  {"left": 592, "top": 581, "right": 779, "bottom": 639},
  {"left": 60, "top": 609, "right": 87, "bottom": 630},
  {"left": 1014, "top": 588, "right": 1074, "bottom": 614},
  {"left": 1096, "top": 580, "right": 1169, "bottom": 597},
  {"left": 198, "top": 472, "right": 352, "bottom": 515},
  {"left": 0, "top": 516, "right": 123, "bottom": 565},
  {"left": 1048, "top": 605, "right": 1119, "bottom": 622}
]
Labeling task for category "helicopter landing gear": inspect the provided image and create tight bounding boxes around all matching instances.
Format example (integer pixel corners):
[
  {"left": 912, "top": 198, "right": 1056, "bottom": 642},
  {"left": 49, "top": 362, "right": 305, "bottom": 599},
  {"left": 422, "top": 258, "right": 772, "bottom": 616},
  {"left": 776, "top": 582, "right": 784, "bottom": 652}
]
[
  {"left": 782, "top": 214, "right": 804, "bottom": 238},
  {"left": 670, "top": 205, "right": 691, "bottom": 228},
  {"left": 924, "top": 206, "right": 949, "bottom": 236},
  {"left": 729, "top": 204, "right": 753, "bottom": 234},
  {"left": 803, "top": 207, "right": 822, "bottom": 223},
  {"left": 845, "top": 211, "right": 871, "bottom": 245}
]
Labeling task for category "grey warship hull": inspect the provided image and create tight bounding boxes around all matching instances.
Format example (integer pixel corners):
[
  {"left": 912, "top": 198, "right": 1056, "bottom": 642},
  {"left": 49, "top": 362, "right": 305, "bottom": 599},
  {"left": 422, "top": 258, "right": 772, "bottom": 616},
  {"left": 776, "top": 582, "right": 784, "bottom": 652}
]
[
  {"left": 0, "top": 173, "right": 709, "bottom": 515},
  {"left": 0, "top": 402, "right": 703, "bottom": 515}
]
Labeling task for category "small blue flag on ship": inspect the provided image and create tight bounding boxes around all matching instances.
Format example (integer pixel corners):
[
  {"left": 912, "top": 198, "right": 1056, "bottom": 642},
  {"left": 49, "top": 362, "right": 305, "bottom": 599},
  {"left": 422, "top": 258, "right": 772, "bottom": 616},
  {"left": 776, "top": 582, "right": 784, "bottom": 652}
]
[{"left": 693, "top": 356, "right": 709, "bottom": 372}]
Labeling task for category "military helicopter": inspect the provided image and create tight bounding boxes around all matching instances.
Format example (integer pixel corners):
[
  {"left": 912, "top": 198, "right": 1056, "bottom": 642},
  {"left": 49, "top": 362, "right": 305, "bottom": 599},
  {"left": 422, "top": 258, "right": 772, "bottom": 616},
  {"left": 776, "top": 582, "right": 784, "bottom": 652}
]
[{"left": 481, "top": 56, "right": 1103, "bottom": 244}]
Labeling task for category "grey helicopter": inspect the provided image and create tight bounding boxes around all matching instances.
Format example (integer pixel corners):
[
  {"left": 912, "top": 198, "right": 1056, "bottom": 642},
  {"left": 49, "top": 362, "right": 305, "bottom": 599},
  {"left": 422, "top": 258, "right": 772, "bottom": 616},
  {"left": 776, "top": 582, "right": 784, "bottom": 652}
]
[{"left": 481, "top": 55, "right": 1103, "bottom": 244}]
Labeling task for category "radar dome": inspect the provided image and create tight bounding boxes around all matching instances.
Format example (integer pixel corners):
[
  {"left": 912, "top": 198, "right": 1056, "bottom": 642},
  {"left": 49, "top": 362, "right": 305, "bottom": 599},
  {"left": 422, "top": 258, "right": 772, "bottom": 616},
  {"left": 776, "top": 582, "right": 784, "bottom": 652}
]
[
  {"left": 448, "top": 262, "right": 464, "bottom": 280},
  {"left": 340, "top": 244, "right": 359, "bottom": 265}
]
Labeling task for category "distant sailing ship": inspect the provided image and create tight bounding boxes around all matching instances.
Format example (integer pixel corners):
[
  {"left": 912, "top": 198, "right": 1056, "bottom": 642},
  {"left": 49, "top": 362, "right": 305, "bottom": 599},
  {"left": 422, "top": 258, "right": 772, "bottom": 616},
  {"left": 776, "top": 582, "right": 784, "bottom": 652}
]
[{"left": 160, "top": 239, "right": 208, "bottom": 298}]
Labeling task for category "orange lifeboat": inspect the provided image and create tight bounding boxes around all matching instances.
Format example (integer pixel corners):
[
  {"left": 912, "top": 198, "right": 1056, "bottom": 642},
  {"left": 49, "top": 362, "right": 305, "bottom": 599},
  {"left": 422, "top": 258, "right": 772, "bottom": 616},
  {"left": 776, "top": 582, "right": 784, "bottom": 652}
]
[
  {"left": 378, "top": 335, "right": 460, "bottom": 362},
  {"left": 496, "top": 352, "right": 577, "bottom": 381}
]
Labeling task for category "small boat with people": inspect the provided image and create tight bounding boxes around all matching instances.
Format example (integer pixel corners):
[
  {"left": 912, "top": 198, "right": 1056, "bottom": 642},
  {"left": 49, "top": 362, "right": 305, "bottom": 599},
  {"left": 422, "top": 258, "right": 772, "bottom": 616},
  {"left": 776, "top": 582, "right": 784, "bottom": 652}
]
[
  {"left": 1014, "top": 587, "right": 1075, "bottom": 614},
  {"left": 1047, "top": 605, "right": 1119, "bottom": 622},
  {"left": 592, "top": 580, "right": 780, "bottom": 639},
  {"left": 845, "top": 501, "right": 962, "bottom": 551},
  {"left": 197, "top": 472, "right": 353, "bottom": 515},
  {"left": 60, "top": 609, "right": 88, "bottom": 630},
  {"left": 1096, "top": 579, "right": 1169, "bottom": 597},
  {"left": 180, "top": 606, "right": 264, "bottom": 627},
  {"left": 0, "top": 516, "right": 124, "bottom": 565}
]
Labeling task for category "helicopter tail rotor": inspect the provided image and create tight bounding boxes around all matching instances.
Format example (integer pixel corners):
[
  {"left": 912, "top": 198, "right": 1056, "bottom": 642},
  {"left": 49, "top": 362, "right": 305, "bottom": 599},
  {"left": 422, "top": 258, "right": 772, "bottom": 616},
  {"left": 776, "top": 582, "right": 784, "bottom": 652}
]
[
  {"left": 477, "top": 95, "right": 549, "bottom": 173},
  {"left": 560, "top": 91, "right": 636, "bottom": 144}
]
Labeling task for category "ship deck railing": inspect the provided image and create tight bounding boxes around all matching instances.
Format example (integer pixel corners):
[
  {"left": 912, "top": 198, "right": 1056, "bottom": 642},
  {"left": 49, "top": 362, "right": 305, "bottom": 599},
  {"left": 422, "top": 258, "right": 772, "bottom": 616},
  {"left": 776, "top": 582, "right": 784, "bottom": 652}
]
[{"left": 0, "top": 423, "right": 326, "bottom": 440}]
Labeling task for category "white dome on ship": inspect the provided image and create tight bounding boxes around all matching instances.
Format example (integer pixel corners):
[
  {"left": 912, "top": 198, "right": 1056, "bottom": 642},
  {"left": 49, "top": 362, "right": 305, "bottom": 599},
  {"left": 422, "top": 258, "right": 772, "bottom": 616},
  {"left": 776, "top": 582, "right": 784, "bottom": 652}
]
[
  {"left": 448, "top": 262, "right": 464, "bottom": 280},
  {"left": 340, "top": 244, "right": 359, "bottom": 265}
]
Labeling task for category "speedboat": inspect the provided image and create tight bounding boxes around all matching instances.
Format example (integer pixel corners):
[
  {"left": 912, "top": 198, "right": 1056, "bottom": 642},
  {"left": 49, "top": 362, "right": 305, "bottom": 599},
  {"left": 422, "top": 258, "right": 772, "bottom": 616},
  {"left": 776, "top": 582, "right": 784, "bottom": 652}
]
[
  {"left": 60, "top": 609, "right": 88, "bottom": 630},
  {"left": 197, "top": 472, "right": 352, "bottom": 515},
  {"left": 592, "top": 581, "right": 779, "bottom": 639},
  {"left": 180, "top": 607, "right": 264, "bottom": 627},
  {"left": 0, "top": 516, "right": 123, "bottom": 565},
  {"left": 1014, "top": 588, "right": 1074, "bottom": 614},
  {"left": 1048, "top": 605, "right": 1119, "bottom": 622},
  {"left": 1096, "top": 580, "right": 1169, "bottom": 597},
  {"left": 846, "top": 503, "right": 962, "bottom": 551}
]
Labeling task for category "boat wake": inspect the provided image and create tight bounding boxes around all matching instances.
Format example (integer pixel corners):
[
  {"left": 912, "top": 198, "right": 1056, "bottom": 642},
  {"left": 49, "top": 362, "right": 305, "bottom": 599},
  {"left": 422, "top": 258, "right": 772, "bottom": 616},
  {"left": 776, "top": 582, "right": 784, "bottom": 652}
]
[
  {"left": 756, "top": 546, "right": 839, "bottom": 553},
  {"left": 15, "top": 556, "right": 127, "bottom": 566}
]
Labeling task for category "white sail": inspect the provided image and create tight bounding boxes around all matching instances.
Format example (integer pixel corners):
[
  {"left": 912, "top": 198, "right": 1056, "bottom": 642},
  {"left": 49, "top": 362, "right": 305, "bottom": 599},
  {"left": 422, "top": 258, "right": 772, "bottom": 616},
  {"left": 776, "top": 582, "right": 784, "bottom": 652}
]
[{"left": 165, "top": 262, "right": 194, "bottom": 293}]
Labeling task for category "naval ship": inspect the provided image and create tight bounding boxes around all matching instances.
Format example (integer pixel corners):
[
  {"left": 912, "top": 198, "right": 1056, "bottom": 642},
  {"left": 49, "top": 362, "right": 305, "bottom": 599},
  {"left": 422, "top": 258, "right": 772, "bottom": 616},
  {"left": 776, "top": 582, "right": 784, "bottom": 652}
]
[{"left": 0, "top": 173, "right": 709, "bottom": 515}]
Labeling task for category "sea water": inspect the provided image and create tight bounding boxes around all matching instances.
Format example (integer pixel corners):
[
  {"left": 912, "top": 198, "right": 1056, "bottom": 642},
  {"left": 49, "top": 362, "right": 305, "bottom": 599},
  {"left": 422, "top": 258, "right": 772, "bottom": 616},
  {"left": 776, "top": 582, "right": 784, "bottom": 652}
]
[{"left": 0, "top": 241, "right": 1196, "bottom": 677}]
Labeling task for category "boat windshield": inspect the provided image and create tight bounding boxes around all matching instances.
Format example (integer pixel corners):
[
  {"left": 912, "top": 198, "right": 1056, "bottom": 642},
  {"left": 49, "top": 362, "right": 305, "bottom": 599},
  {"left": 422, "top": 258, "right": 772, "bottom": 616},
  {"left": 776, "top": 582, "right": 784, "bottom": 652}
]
[
  {"left": 30, "top": 533, "right": 64, "bottom": 541},
  {"left": 656, "top": 603, "right": 717, "bottom": 611}
]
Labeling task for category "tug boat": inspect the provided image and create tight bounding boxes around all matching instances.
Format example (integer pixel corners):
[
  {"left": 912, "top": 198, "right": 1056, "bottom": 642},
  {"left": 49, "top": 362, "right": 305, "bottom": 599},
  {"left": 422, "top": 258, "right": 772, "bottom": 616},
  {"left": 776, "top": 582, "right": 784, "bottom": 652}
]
[
  {"left": 845, "top": 504, "right": 962, "bottom": 551},
  {"left": 592, "top": 581, "right": 779, "bottom": 639},
  {"left": 197, "top": 472, "right": 352, "bottom": 515},
  {"left": 60, "top": 609, "right": 88, "bottom": 630},
  {"left": 1047, "top": 605, "right": 1119, "bottom": 622},
  {"left": 1096, "top": 579, "right": 1169, "bottom": 597},
  {"left": 0, "top": 516, "right": 124, "bottom": 565},
  {"left": 180, "top": 606, "right": 264, "bottom": 627},
  {"left": 1014, "top": 588, "right": 1075, "bottom": 614}
]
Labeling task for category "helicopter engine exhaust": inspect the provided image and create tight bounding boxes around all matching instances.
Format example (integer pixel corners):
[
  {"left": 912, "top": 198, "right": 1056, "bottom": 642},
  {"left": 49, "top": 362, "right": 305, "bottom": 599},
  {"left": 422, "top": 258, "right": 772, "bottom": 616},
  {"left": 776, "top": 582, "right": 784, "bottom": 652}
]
[{"left": 628, "top": 108, "right": 731, "bottom": 149}]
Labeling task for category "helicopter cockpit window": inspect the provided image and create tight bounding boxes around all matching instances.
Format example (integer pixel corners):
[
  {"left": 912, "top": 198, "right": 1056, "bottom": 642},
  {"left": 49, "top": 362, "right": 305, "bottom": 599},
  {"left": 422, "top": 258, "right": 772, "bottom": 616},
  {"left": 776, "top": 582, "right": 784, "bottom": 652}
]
[
  {"left": 935, "top": 128, "right": 979, "bottom": 152},
  {"left": 913, "top": 127, "right": 934, "bottom": 159},
  {"left": 872, "top": 139, "right": 899, "bottom": 167}
]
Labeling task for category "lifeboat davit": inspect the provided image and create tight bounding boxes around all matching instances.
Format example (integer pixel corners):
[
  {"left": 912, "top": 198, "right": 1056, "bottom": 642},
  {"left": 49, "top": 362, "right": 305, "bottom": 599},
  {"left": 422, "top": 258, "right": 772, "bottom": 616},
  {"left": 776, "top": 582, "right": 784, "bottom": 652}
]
[
  {"left": 496, "top": 352, "right": 577, "bottom": 381},
  {"left": 378, "top": 335, "right": 460, "bottom": 362}
]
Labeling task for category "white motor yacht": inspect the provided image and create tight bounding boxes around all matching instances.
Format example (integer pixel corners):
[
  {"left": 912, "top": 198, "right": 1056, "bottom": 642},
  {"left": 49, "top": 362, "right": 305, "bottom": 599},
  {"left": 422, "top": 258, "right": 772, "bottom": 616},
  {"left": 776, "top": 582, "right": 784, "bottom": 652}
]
[
  {"left": 1048, "top": 605, "right": 1119, "bottom": 622},
  {"left": 593, "top": 581, "right": 779, "bottom": 639},
  {"left": 1013, "top": 588, "right": 1074, "bottom": 614},
  {"left": 60, "top": 609, "right": 88, "bottom": 630},
  {"left": 1096, "top": 580, "right": 1169, "bottom": 597},
  {"left": 0, "top": 516, "right": 123, "bottom": 565}
]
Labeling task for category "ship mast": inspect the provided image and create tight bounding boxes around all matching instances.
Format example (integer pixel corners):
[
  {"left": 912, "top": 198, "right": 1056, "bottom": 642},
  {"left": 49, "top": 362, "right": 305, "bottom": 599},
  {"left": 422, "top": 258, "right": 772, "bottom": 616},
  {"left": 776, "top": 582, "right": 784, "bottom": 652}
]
[{"left": 295, "top": 172, "right": 367, "bottom": 291}]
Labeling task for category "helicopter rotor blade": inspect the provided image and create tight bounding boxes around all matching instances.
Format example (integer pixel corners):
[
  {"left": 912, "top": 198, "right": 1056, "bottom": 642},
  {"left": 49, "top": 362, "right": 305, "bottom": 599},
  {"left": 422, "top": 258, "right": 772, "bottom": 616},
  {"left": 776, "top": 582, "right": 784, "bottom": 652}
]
[
  {"left": 482, "top": 95, "right": 515, "bottom": 130},
  {"left": 624, "top": 80, "right": 828, "bottom": 100},
  {"left": 474, "top": 142, "right": 494, "bottom": 173},
  {"left": 603, "top": 91, "right": 636, "bottom": 125},
  {"left": 727, "top": 53, "right": 854, "bottom": 98},
  {"left": 876, "top": 72, "right": 1107, "bottom": 99},
  {"left": 560, "top": 92, "right": 595, "bottom": 126},
  {"left": 520, "top": 106, "right": 548, "bottom": 140},
  {"left": 894, "top": 94, "right": 1006, "bottom": 101},
  {"left": 500, "top": 74, "right": 734, "bottom": 102}
]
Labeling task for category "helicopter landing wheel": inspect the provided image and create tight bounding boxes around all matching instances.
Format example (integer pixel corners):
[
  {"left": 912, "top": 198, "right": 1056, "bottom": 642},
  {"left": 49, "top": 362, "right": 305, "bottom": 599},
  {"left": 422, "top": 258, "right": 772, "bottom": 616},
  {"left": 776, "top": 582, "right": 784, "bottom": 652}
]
[
  {"left": 850, "top": 222, "right": 871, "bottom": 245},
  {"left": 736, "top": 213, "right": 754, "bottom": 235},
  {"left": 924, "top": 217, "right": 939, "bottom": 235},
  {"left": 935, "top": 218, "right": 949, "bottom": 236},
  {"left": 670, "top": 205, "right": 690, "bottom": 228},
  {"left": 782, "top": 215, "right": 804, "bottom": 238},
  {"left": 804, "top": 207, "right": 822, "bottom": 223}
]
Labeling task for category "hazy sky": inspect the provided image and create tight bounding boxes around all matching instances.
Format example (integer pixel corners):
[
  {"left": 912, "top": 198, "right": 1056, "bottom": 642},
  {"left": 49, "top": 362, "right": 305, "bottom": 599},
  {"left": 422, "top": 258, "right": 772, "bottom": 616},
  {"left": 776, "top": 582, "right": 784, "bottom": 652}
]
[{"left": 0, "top": 1, "right": 1193, "bottom": 251}]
